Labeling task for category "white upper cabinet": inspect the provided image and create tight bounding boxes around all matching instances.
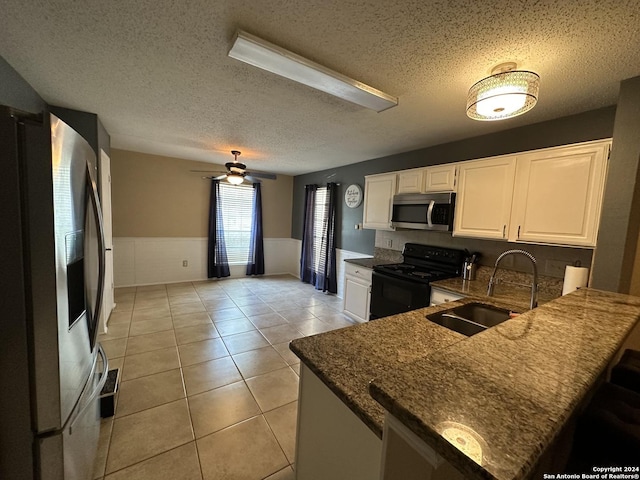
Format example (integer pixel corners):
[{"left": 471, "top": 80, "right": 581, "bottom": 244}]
[
  {"left": 363, "top": 172, "right": 397, "bottom": 230},
  {"left": 453, "top": 139, "right": 610, "bottom": 247},
  {"left": 454, "top": 156, "right": 517, "bottom": 240},
  {"left": 509, "top": 140, "right": 610, "bottom": 246},
  {"left": 396, "top": 168, "right": 426, "bottom": 194},
  {"left": 424, "top": 164, "right": 457, "bottom": 192}
]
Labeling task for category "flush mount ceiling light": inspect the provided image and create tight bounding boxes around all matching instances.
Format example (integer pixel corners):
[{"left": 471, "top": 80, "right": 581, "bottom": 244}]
[
  {"left": 228, "top": 30, "right": 398, "bottom": 112},
  {"left": 466, "top": 62, "right": 540, "bottom": 121}
]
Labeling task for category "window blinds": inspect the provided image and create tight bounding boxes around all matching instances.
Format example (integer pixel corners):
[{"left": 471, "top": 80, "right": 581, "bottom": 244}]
[{"left": 219, "top": 183, "right": 255, "bottom": 265}]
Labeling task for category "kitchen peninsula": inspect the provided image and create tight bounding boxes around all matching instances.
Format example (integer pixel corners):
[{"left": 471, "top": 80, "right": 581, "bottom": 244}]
[{"left": 290, "top": 289, "right": 640, "bottom": 480}]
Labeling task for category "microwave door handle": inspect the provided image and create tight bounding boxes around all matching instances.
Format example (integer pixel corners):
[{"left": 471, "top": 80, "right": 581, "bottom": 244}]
[
  {"left": 426, "top": 200, "right": 435, "bottom": 228},
  {"left": 87, "top": 165, "right": 106, "bottom": 346}
]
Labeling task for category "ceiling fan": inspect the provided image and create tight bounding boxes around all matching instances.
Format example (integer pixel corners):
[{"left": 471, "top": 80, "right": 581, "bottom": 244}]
[{"left": 192, "top": 150, "right": 277, "bottom": 184}]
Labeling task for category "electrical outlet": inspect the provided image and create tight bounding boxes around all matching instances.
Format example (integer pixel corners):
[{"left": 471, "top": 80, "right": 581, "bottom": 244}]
[
  {"left": 385, "top": 239, "right": 392, "bottom": 248},
  {"left": 182, "top": 260, "right": 188, "bottom": 267}
]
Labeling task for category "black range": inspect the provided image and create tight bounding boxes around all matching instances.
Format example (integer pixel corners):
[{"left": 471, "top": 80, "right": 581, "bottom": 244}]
[{"left": 369, "top": 243, "right": 465, "bottom": 320}]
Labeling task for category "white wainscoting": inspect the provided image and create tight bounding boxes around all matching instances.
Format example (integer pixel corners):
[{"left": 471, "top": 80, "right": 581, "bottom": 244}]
[
  {"left": 113, "top": 237, "right": 301, "bottom": 287},
  {"left": 289, "top": 239, "right": 372, "bottom": 299}
]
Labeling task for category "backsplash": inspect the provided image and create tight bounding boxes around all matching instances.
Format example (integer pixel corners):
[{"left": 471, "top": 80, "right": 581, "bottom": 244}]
[
  {"left": 374, "top": 230, "right": 593, "bottom": 279},
  {"left": 372, "top": 247, "right": 403, "bottom": 263}
]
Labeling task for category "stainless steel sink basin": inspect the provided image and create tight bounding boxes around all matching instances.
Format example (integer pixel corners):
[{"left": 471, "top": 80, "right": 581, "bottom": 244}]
[{"left": 426, "top": 302, "right": 513, "bottom": 336}]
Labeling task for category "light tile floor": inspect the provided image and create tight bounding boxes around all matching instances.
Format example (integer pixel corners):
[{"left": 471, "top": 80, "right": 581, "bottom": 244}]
[{"left": 94, "top": 274, "right": 354, "bottom": 480}]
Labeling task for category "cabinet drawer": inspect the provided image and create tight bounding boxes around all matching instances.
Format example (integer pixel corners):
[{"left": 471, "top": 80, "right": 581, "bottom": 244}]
[
  {"left": 430, "top": 287, "right": 464, "bottom": 306},
  {"left": 344, "top": 262, "right": 373, "bottom": 282}
]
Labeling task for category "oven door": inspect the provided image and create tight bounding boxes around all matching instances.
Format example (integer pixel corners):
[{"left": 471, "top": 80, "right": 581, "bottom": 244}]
[{"left": 369, "top": 271, "right": 431, "bottom": 320}]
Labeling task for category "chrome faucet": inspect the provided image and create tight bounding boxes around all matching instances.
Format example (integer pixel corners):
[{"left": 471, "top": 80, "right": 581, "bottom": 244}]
[{"left": 487, "top": 249, "right": 538, "bottom": 310}]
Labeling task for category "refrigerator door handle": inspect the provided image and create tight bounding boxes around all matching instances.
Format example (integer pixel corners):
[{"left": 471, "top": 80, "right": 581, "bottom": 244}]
[
  {"left": 69, "top": 344, "right": 108, "bottom": 434},
  {"left": 87, "top": 164, "right": 106, "bottom": 348}
]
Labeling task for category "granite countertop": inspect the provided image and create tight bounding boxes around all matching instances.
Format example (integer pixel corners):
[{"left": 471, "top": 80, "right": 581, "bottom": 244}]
[
  {"left": 289, "top": 305, "right": 467, "bottom": 437},
  {"left": 343, "top": 257, "right": 394, "bottom": 269},
  {"left": 343, "top": 247, "right": 404, "bottom": 270},
  {"left": 290, "top": 289, "right": 640, "bottom": 480}
]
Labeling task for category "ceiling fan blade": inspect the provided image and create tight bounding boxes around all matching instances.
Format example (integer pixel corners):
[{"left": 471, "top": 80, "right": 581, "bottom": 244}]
[
  {"left": 215, "top": 174, "right": 228, "bottom": 180},
  {"left": 244, "top": 175, "right": 263, "bottom": 184},
  {"left": 245, "top": 171, "right": 277, "bottom": 180},
  {"left": 191, "top": 169, "right": 228, "bottom": 174}
]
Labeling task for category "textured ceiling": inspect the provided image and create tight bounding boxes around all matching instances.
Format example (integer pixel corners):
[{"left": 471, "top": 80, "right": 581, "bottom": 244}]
[{"left": 1, "top": 0, "right": 639, "bottom": 175}]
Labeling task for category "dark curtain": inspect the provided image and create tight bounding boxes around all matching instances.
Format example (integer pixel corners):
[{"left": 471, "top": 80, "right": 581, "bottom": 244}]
[
  {"left": 207, "top": 180, "right": 230, "bottom": 278},
  {"left": 299, "top": 183, "right": 338, "bottom": 294},
  {"left": 246, "top": 183, "right": 265, "bottom": 275},
  {"left": 322, "top": 182, "right": 338, "bottom": 293},
  {"left": 300, "top": 184, "right": 317, "bottom": 284}
]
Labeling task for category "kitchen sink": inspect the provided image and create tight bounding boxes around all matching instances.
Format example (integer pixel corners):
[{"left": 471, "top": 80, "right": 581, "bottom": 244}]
[{"left": 426, "top": 302, "right": 513, "bottom": 336}]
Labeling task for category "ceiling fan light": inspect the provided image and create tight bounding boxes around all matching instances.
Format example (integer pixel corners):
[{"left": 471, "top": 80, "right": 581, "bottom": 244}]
[
  {"left": 467, "top": 69, "right": 540, "bottom": 121},
  {"left": 227, "top": 173, "right": 244, "bottom": 185}
]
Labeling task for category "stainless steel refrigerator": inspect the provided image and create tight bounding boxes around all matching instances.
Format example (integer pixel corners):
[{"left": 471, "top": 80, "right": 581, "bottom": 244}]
[{"left": 0, "top": 107, "right": 108, "bottom": 480}]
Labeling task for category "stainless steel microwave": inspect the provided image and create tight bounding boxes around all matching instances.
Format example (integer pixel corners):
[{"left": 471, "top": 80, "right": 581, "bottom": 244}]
[{"left": 391, "top": 192, "right": 456, "bottom": 231}]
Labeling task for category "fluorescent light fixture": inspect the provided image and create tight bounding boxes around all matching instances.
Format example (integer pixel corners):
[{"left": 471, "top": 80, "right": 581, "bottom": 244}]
[
  {"left": 228, "top": 30, "right": 398, "bottom": 112},
  {"left": 466, "top": 63, "right": 540, "bottom": 121}
]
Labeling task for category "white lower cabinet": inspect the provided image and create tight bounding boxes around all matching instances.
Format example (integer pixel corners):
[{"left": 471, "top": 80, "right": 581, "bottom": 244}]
[
  {"left": 294, "top": 364, "right": 382, "bottom": 480},
  {"left": 343, "top": 263, "right": 372, "bottom": 323},
  {"left": 380, "top": 413, "right": 464, "bottom": 480},
  {"left": 430, "top": 286, "right": 464, "bottom": 306}
]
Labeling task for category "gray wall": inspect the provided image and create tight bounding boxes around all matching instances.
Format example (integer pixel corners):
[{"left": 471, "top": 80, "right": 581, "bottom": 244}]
[
  {"left": 0, "top": 55, "right": 44, "bottom": 480},
  {"left": 0, "top": 55, "right": 46, "bottom": 112},
  {"left": 591, "top": 76, "right": 640, "bottom": 292},
  {"left": 292, "top": 106, "right": 616, "bottom": 258}
]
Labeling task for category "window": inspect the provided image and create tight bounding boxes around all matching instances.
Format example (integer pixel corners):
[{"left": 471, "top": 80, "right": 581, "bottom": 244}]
[
  {"left": 219, "top": 183, "right": 254, "bottom": 265},
  {"left": 312, "top": 187, "right": 329, "bottom": 271},
  {"left": 300, "top": 183, "right": 337, "bottom": 293}
]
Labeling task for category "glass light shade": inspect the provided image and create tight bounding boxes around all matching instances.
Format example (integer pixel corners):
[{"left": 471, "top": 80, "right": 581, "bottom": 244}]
[
  {"left": 227, "top": 173, "right": 244, "bottom": 185},
  {"left": 467, "top": 70, "right": 540, "bottom": 121}
]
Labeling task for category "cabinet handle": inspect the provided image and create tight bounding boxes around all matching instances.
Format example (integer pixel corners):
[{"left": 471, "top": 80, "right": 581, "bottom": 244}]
[
  {"left": 502, "top": 225, "right": 506, "bottom": 238},
  {"left": 517, "top": 225, "right": 521, "bottom": 239}
]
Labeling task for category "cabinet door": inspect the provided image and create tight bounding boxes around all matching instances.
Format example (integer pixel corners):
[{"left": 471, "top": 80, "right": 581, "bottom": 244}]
[
  {"left": 363, "top": 173, "right": 397, "bottom": 230},
  {"left": 510, "top": 141, "right": 609, "bottom": 246},
  {"left": 424, "top": 164, "right": 457, "bottom": 192},
  {"left": 454, "top": 157, "right": 516, "bottom": 240},
  {"left": 397, "top": 168, "right": 426, "bottom": 194},
  {"left": 343, "top": 275, "right": 371, "bottom": 323}
]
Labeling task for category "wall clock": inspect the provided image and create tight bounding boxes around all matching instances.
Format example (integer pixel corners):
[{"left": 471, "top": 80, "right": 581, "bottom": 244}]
[{"left": 344, "top": 184, "right": 363, "bottom": 208}]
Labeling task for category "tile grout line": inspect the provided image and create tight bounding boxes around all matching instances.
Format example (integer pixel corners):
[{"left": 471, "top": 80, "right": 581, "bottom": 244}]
[{"left": 104, "top": 276, "right": 337, "bottom": 479}]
